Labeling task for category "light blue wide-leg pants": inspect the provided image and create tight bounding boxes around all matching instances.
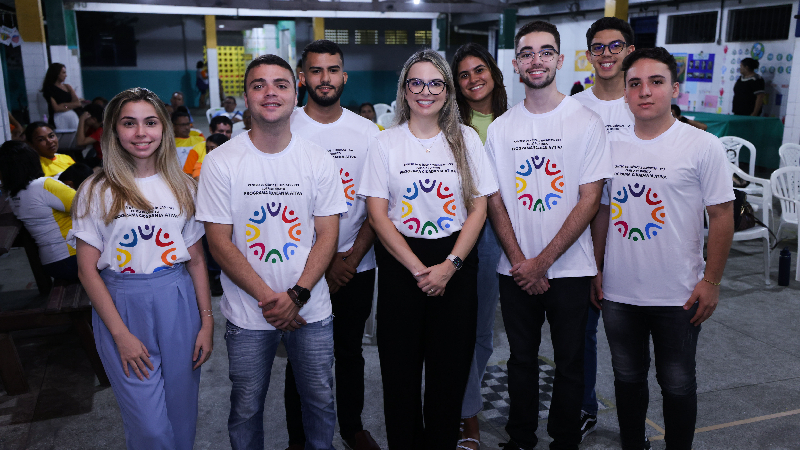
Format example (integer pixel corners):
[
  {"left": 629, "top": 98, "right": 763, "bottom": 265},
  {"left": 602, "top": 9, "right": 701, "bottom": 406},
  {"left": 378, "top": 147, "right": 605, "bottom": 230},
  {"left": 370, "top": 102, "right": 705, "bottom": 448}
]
[{"left": 93, "top": 265, "right": 202, "bottom": 450}]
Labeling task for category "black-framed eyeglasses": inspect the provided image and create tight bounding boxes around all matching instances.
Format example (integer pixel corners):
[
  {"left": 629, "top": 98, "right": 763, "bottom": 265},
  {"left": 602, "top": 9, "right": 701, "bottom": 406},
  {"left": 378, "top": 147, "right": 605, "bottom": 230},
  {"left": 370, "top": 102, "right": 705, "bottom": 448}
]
[
  {"left": 515, "top": 49, "right": 560, "bottom": 64},
  {"left": 405, "top": 78, "right": 446, "bottom": 95},
  {"left": 589, "top": 40, "right": 628, "bottom": 56}
]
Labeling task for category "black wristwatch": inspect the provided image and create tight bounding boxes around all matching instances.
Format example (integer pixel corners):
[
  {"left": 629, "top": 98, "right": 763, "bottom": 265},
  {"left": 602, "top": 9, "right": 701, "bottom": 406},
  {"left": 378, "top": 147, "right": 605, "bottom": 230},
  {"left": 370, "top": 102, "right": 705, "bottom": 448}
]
[
  {"left": 446, "top": 254, "right": 463, "bottom": 270},
  {"left": 287, "top": 284, "right": 311, "bottom": 308}
]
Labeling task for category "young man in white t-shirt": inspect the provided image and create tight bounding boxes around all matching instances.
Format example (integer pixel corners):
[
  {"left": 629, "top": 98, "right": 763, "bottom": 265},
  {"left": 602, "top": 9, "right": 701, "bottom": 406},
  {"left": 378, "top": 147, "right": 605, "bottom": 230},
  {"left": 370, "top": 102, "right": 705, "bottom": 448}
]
[
  {"left": 571, "top": 16, "right": 636, "bottom": 443},
  {"left": 596, "top": 48, "right": 734, "bottom": 450},
  {"left": 284, "top": 40, "right": 381, "bottom": 450},
  {"left": 197, "top": 54, "right": 346, "bottom": 450},
  {"left": 484, "top": 21, "right": 611, "bottom": 450}
]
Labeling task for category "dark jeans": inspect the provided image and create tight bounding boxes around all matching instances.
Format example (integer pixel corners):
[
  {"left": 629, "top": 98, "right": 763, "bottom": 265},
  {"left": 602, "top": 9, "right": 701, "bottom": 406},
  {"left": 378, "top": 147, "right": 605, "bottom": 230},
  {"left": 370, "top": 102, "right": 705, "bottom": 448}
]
[
  {"left": 286, "top": 268, "right": 376, "bottom": 445},
  {"left": 376, "top": 233, "right": 478, "bottom": 450},
  {"left": 603, "top": 301, "right": 700, "bottom": 450},
  {"left": 499, "top": 275, "right": 590, "bottom": 450}
]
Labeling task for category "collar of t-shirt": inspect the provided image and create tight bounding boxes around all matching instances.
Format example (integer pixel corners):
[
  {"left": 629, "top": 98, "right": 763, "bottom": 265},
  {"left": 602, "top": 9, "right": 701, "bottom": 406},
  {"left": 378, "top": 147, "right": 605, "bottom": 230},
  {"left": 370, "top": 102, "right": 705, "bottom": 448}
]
[
  {"left": 740, "top": 75, "right": 759, "bottom": 81},
  {"left": 628, "top": 118, "right": 681, "bottom": 145},
  {"left": 402, "top": 122, "right": 442, "bottom": 150},
  {"left": 298, "top": 106, "right": 346, "bottom": 127},
  {"left": 586, "top": 86, "right": 626, "bottom": 105},
  {"left": 243, "top": 132, "right": 297, "bottom": 159},
  {"left": 520, "top": 95, "right": 568, "bottom": 118}
]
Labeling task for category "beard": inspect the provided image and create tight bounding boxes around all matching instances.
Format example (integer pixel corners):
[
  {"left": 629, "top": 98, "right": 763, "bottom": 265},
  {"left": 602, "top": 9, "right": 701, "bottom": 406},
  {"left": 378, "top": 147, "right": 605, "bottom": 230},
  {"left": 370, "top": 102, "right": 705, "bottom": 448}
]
[
  {"left": 307, "top": 82, "right": 345, "bottom": 107},
  {"left": 520, "top": 68, "right": 556, "bottom": 90}
]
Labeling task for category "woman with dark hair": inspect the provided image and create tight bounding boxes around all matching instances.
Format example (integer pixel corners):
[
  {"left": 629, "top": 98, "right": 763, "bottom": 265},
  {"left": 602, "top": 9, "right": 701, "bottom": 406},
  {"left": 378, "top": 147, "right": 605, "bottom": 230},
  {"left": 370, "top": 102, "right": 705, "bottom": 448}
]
[
  {"left": 41, "top": 63, "right": 83, "bottom": 141},
  {"left": 360, "top": 49, "right": 498, "bottom": 449},
  {"left": 450, "top": 42, "right": 508, "bottom": 450},
  {"left": 25, "top": 121, "right": 75, "bottom": 177},
  {"left": 733, "top": 58, "right": 765, "bottom": 116},
  {"left": 0, "top": 141, "right": 78, "bottom": 280}
]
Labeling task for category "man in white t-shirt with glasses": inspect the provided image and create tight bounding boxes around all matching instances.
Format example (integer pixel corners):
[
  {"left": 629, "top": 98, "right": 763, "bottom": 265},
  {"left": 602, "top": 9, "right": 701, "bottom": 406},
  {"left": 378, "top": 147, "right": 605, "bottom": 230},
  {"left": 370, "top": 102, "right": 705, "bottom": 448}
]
[
  {"left": 284, "top": 39, "right": 382, "bottom": 450},
  {"left": 485, "top": 20, "right": 611, "bottom": 450},
  {"left": 596, "top": 47, "right": 733, "bottom": 450},
  {"left": 197, "top": 54, "right": 345, "bottom": 450}
]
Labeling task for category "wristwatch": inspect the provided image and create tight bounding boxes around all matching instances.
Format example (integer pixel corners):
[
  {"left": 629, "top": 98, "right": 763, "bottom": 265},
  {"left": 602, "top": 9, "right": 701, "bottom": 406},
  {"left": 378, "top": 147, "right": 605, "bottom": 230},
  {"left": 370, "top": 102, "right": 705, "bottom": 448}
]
[
  {"left": 446, "top": 254, "right": 463, "bottom": 270},
  {"left": 287, "top": 284, "right": 311, "bottom": 308}
]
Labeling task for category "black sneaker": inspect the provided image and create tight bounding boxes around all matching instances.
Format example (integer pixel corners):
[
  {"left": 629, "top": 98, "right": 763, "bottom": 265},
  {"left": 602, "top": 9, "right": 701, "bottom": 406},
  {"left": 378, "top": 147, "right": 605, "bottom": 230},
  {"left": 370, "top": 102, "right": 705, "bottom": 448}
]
[
  {"left": 499, "top": 441, "right": 533, "bottom": 450},
  {"left": 580, "top": 410, "right": 598, "bottom": 443},
  {"left": 644, "top": 435, "right": 651, "bottom": 450}
]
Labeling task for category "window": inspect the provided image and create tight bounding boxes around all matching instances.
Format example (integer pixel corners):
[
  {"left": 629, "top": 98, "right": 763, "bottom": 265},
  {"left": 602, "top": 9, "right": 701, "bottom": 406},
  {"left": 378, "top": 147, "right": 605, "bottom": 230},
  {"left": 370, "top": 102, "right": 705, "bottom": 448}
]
[
  {"left": 385, "top": 30, "right": 408, "bottom": 45},
  {"left": 666, "top": 12, "right": 717, "bottom": 44},
  {"left": 414, "top": 30, "right": 432, "bottom": 46},
  {"left": 355, "top": 30, "right": 378, "bottom": 45},
  {"left": 324, "top": 29, "right": 349, "bottom": 45},
  {"left": 727, "top": 4, "right": 792, "bottom": 42}
]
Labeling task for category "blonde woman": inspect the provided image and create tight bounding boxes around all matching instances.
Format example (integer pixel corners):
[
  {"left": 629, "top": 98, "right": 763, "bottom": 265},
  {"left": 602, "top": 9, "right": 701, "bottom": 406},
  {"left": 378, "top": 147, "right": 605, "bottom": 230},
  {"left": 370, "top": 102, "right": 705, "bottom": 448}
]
[
  {"left": 70, "top": 87, "right": 212, "bottom": 450},
  {"left": 359, "top": 49, "right": 498, "bottom": 449}
]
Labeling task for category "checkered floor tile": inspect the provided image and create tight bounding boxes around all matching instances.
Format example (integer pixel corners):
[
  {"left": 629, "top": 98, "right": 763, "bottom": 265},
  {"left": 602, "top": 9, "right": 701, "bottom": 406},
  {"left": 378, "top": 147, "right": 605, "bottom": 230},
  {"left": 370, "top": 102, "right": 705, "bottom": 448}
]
[{"left": 479, "top": 357, "right": 609, "bottom": 429}]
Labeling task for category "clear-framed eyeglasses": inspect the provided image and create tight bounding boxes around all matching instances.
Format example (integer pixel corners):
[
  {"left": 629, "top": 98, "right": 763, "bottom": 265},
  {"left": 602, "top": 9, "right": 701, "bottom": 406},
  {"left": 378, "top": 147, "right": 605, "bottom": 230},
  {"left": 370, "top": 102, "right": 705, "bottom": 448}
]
[
  {"left": 589, "top": 40, "right": 628, "bottom": 56},
  {"left": 516, "top": 49, "right": 560, "bottom": 64},
  {"left": 405, "top": 78, "right": 446, "bottom": 95}
]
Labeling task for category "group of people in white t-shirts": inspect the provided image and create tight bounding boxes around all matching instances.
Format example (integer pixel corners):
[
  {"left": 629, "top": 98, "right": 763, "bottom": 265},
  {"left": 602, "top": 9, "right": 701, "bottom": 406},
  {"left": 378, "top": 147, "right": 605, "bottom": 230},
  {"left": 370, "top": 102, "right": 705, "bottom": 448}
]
[{"left": 27, "top": 16, "right": 734, "bottom": 450}]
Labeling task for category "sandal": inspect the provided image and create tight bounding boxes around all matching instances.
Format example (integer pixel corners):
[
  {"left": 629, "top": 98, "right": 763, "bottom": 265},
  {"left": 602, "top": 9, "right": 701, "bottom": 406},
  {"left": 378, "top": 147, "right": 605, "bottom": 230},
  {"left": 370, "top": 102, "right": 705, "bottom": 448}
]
[{"left": 457, "top": 437, "right": 480, "bottom": 450}]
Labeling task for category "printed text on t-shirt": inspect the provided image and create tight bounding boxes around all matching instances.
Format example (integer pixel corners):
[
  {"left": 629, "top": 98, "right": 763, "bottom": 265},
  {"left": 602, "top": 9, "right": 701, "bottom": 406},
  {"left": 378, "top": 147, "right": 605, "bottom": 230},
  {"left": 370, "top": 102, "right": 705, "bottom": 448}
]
[
  {"left": 244, "top": 183, "right": 303, "bottom": 196},
  {"left": 614, "top": 165, "right": 667, "bottom": 179}
]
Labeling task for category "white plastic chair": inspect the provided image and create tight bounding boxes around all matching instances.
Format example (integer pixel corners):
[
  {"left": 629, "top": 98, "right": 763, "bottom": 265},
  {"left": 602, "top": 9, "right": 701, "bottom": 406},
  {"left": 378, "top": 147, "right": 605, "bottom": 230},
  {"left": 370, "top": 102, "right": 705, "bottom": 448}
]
[
  {"left": 721, "top": 136, "right": 766, "bottom": 214},
  {"left": 779, "top": 143, "right": 800, "bottom": 168},
  {"left": 205, "top": 107, "right": 224, "bottom": 122},
  {"left": 373, "top": 103, "right": 392, "bottom": 117},
  {"left": 377, "top": 112, "right": 395, "bottom": 128},
  {"left": 231, "top": 121, "right": 245, "bottom": 133},
  {"left": 770, "top": 167, "right": 800, "bottom": 281},
  {"left": 391, "top": 100, "right": 397, "bottom": 110}
]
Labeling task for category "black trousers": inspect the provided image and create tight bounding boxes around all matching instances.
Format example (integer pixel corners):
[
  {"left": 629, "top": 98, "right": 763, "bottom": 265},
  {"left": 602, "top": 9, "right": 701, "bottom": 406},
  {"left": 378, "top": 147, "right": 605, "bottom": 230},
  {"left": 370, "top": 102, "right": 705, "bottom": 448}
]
[
  {"left": 499, "top": 275, "right": 590, "bottom": 450},
  {"left": 285, "top": 268, "right": 376, "bottom": 444},
  {"left": 375, "top": 232, "right": 478, "bottom": 450}
]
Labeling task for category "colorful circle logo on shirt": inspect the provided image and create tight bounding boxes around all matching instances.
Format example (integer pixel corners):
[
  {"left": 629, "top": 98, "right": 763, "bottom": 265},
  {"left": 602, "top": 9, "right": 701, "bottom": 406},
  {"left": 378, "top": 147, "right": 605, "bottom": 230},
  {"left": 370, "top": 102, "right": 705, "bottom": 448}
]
[
  {"left": 340, "top": 168, "right": 356, "bottom": 208},
  {"left": 246, "top": 201, "right": 302, "bottom": 263},
  {"left": 751, "top": 43, "right": 764, "bottom": 60},
  {"left": 401, "top": 178, "right": 457, "bottom": 236},
  {"left": 115, "top": 225, "right": 177, "bottom": 273},
  {"left": 516, "top": 155, "right": 563, "bottom": 212},
  {"left": 611, "top": 183, "right": 666, "bottom": 242}
]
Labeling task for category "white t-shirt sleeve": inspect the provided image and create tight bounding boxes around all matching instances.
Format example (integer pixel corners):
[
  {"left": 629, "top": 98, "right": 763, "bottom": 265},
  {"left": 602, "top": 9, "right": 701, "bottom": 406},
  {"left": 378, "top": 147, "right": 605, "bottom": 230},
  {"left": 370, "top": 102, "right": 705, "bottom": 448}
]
[
  {"left": 182, "top": 197, "right": 206, "bottom": 248},
  {"left": 579, "top": 116, "right": 612, "bottom": 185},
  {"left": 68, "top": 185, "right": 105, "bottom": 252},
  {"left": 313, "top": 151, "right": 348, "bottom": 217},
  {"left": 196, "top": 154, "right": 233, "bottom": 224},
  {"left": 700, "top": 137, "right": 736, "bottom": 206},
  {"left": 464, "top": 126, "right": 498, "bottom": 198},
  {"left": 358, "top": 136, "right": 390, "bottom": 200}
]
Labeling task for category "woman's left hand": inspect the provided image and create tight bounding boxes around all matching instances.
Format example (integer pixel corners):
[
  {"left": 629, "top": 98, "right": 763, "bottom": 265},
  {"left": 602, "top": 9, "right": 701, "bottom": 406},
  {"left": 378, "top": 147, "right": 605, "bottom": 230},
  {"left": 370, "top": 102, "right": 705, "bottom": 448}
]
[
  {"left": 415, "top": 262, "right": 456, "bottom": 297},
  {"left": 192, "top": 322, "right": 214, "bottom": 369}
]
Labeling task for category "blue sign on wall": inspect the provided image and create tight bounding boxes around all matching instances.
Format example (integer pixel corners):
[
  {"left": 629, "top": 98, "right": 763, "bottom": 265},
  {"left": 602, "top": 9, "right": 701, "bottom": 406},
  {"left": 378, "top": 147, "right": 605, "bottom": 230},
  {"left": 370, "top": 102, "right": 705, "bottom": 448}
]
[{"left": 687, "top": 54, "right": 715, "bottom": 83}]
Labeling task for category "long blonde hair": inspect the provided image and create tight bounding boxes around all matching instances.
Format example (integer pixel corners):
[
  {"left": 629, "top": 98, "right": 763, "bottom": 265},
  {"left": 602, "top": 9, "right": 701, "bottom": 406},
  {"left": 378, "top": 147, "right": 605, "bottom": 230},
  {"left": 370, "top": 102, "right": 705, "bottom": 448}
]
[
  {"left": 394, "top": 49, "right": 478, "bottom": 209},
  {"left": 75, "top": 88, "right": 196, "bottom": 225}
]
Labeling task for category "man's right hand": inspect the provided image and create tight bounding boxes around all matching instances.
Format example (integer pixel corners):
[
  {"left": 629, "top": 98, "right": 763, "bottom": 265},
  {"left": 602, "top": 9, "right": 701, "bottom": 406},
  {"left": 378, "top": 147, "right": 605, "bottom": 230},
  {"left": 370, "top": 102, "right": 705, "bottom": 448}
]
[
  {"left": 590, "top": 272, "right": 603, "bottom": 310},
  {"left": 325, "top": 248, "right": 356, "bottom": 294},
  {"left": 259, "top": 292, "right": 307, "bottom": 331}
]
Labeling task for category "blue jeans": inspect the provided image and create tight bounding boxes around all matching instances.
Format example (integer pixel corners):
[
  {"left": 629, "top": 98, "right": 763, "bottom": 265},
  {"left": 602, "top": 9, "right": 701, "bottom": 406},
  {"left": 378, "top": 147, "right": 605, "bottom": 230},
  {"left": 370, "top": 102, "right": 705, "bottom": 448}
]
[
  {"left": 225, "top": 316, "right": 336, "bottom": 450},
  {"left": 603, "top": 301, "right": 700, "bottom": 450},
  {"left": 462, "top": 220, "right": 502, "bottom": 418},
  {"left": 582, "top": 305, "right": 600, "bottom": 415}
]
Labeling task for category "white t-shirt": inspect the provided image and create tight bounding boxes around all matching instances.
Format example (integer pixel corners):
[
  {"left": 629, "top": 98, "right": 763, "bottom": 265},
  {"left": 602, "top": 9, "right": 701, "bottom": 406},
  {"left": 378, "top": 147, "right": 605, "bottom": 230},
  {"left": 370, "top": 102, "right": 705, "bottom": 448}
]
[
  {"left": 196, "top": 132, "right": 346, "bottom": 330},
  {"left": 485, "top": 97, "right": 612, "bottom": 279},
  {"left": 8, "top": 177, "right": 75, "bottom": 264},
  {"left": 572, "top": 86, "right": 635, "bottom": 136},
  {"left": 602, "top": 120, "right": 735, "bottom": 307},
  {"left": 290, "top": 107, "right": 378, "bottom": 273},
  {"left": 359, "top": 123, "right": 498, "bottom": 239},
  {"left": 68, "top": 174, "right": 205, "bottom": 274}
]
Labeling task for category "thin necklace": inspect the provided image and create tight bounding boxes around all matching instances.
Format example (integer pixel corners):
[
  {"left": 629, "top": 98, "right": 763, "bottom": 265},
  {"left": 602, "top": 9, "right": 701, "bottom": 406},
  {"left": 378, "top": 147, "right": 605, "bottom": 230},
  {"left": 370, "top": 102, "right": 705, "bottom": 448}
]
[{"left": 410, "top": 127, "right": 441, "bottom": 153}]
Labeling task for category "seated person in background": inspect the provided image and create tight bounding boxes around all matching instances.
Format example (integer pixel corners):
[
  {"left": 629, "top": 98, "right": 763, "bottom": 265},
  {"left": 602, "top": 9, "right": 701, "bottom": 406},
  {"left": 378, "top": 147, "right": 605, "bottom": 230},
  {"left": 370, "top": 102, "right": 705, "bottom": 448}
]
[
  {"left": 168, "top": 91, "right": 194, "bottom": 120},
  {"left": 58, "top": 163, "right": 93, "bottom": 189},
  {"left": 183, "top": 116, "right": 232, "bottom": 175},
  {"left": 570, "top": 81, "right": 585, "bottom": 95},
  {"left": 172, "top": 110, "right": 205, "bottom": 169},
  {"left": 671, "top": 104, "right": 708, "bottom": 131},
  {"left": 76, "top": 103, "right": 105, "bottom": 167},
  {"left": 213, "top": 96, "right": 243, "bottom": 122},
  {"left": 173, "top": 105, "right": 204, "bottom": 138},
  {"left": 26, "top": 121, "right": 74, "bottom": 177},
  {"left": 0, "top": 141, "right": 78, "bottom": 280},
  {"left": 190, "top": 133, "right": 228, "bottom": 179},
  {"left": 91, "top": 96, "right": 108, "bottom": 109},
  {"left": 9, "top": 112, "right": 23, "bottom": 140},
  {"left": 359, "top": 102, "right": 385, "bottom": 130}
]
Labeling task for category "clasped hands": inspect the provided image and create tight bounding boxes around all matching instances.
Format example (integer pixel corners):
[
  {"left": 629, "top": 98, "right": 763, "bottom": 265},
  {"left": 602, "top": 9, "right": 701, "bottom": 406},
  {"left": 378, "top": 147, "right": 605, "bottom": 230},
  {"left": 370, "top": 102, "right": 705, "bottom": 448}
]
[
  {"left": 510, "top": 255, "right": 551, "bottom": 296},
  {"left": 258, "top": 291, "right": 307, "bottom": 331},
  {"left": 414, "top": 261, "right": 456, "bottom": 297}
]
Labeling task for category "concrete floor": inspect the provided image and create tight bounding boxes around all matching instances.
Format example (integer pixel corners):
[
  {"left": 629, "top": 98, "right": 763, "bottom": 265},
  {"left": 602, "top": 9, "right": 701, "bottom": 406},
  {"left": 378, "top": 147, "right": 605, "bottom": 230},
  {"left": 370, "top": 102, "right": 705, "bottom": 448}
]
[{"left": 1, "top": 106, "right": 799, "bottom": 449}]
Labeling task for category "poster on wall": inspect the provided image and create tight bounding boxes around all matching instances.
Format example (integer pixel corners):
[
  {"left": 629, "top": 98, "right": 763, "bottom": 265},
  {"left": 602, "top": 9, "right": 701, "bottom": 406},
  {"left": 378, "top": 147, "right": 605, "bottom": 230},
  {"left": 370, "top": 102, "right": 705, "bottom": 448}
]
[
  {"left": 687, "top": 53, "right": 715, "bottom": 83},
  {"left": 575, "top": 50, "right": 593, "bottom": 71},
  {"left": 672, "top": 53, "right": 688, "bottom": 83}
]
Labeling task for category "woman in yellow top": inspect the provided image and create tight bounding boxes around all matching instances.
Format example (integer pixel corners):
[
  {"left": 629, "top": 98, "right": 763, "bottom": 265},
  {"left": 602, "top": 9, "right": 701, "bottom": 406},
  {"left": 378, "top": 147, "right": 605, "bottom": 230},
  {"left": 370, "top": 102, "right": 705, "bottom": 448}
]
[{"left": 26, "top": 121, "right": 75, "bottom": 177}]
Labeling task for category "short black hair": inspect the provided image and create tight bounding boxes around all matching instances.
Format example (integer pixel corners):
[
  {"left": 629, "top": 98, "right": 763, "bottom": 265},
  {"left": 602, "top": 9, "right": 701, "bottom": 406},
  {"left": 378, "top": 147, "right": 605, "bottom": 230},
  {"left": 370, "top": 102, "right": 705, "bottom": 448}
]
[
  {"left": 244, "top": 54, "right": 296, "bottom": 93},
  {"left": 171, "top": 110, "right": 191, "bottom": 123},
  {"left": 25, "top": 121, "right": 51, "bottom": 143},
  {"left": 671, "top": 104, "right": 682, "bottom": 116},
  {"left": 196, "top": 60, "right": 205, "bottom": 69},
  {"left": 92, "top": 96, "right": 107, "bottom": 106},
  {"left": 741, "top": 57, "right": 759, "bottom": 71},
  {"left": 622, "top": 47, "right": 678, "bottom": 84},
  {"left": 302, "top": 40, "right": 345, "bottom": 68},
  {"left": 84, "top": 103, "right": 104, "bottom": 123},
  {"left": 210, "top": 115, "right": 233, "bottom": 133},
  {"left": 0, "top": 141, "right": 44, "bottom": 196},
  {"left": 59, "top": 163, "right": 93, "bottom": 189},
  {"left": 515, "top": 20, "right": 560, "bottom": 53},
  {"left": 224, "top": 96, "right": 236, "bottom": 102},
  {"left": 207, "top": 133, "right": 229, "bottom": 148},
  {"left": 359, "top": 102, "right": 374, "bottom": 111},
  {"left": 586, "top": 17, "right": 635, "bottom": 49}
]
